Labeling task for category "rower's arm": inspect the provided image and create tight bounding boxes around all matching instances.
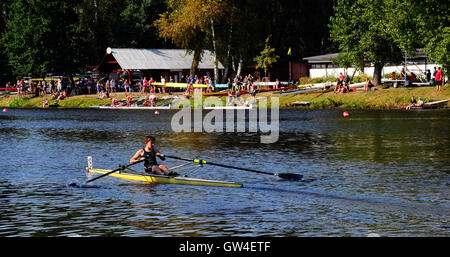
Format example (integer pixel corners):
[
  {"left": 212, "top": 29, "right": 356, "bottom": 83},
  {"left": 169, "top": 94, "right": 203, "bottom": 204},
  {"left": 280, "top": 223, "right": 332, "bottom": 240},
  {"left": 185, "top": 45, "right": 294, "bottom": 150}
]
[
  {"left": 155, "top": 148, "right": 166, "bottom": 161},
  {"left": 130, "top": 150, "right": 143, "bottom": 164}
]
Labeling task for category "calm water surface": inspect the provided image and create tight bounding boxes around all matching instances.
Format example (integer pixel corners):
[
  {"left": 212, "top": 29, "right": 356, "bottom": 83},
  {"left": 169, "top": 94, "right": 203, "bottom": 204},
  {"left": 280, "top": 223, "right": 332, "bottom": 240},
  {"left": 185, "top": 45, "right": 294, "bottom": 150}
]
[{"left": 0, "top": 108, "right": 448, "bottom": 237}]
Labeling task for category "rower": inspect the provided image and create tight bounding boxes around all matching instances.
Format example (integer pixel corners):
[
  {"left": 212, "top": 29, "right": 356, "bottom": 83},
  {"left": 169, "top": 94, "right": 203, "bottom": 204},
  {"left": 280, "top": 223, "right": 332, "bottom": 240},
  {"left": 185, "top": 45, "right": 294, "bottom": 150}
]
[{"left": 130, "top": 136, "right": 171, "bottom": 176}]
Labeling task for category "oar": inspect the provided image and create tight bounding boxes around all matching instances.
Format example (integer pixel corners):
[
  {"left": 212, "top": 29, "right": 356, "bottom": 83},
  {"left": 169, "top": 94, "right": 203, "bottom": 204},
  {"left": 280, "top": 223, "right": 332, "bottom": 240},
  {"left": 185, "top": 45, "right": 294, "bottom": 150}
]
[
  {"left": 164, "top": 155, "right": 303, "bottom": 181},
  {"left": 86, "top": 159, "right": 145, "bottom": 183}
]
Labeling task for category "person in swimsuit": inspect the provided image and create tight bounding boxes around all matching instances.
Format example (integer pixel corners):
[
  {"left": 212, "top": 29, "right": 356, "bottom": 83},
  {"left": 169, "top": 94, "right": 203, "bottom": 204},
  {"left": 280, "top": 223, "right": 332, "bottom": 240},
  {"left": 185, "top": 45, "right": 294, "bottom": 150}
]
[{"left": 130, "top": 136, "right": 170, "bottom": 175}]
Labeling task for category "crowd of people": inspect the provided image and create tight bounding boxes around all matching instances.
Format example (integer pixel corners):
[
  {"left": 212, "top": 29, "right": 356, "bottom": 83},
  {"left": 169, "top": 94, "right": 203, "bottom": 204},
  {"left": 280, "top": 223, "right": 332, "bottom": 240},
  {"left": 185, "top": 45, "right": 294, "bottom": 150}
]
[
  {"left": 3, "top": 67, "right": 446, "bottom": 109},
  {"left": 333, "top": 66, "right": 446, "bottom": 94}
]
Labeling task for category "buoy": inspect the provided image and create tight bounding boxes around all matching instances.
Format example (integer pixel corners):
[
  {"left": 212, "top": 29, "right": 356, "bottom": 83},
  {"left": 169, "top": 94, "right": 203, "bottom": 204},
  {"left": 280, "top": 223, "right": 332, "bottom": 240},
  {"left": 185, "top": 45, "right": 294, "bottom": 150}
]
[
  {"left": 154, "top": 110, "right": 160, "bottom": 115},
  {"left": 343, "top": 111, "right": 349, "bottom": 117},
  {"left": 2, "top": 108, "right": 7, "bottom": 112}
]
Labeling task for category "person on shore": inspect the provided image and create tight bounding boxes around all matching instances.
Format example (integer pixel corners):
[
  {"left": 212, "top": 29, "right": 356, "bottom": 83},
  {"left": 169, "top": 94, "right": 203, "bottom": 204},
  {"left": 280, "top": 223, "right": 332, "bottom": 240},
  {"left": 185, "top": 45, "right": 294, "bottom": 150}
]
[
  {"left": 57, "top": 79, "right": 62, "bottom": 93},
  {"left": 96, "top": 81, "right": 101, "bottom": 95},
  {"left": 144, "top": 94, "right": 157, "bottom": 107},
  {"left": 338, "top": 73, "right": 345, "bottom": 85},
  {"left": 227, "top": 77, "right": 233, "bottom": 90},
  {"left": 342, "top": 81, "right": 350, "bottom": 93},
  {"left": 41, "top": 80, "right": 47, "bottom": 96},
  {"left": 432, "top": 67, "right": 437, "bottom": 85},
  {"left": 249, "top": 82, "right": 256, "bottom": 103},
  {"left": 111, "top": 78, "right": 116, "bottom": 94},
  {"left": 417, "top": 97, "right": 424, "bottom": 107},
  {"left": 227, "top": 88, "right": 233, "bottom": 106},
  {"left": 435, "top": 67, "right": 442, "bottom": 91},
  {"left": 274, "top": 78, "right": 280, "bottom": 90},
  {"left": 130, "top": 136, "right": 170, "bottom": 176},
  {"left": 125, "top": 96, "right": 131, "bottom": 107},
  {"left": 87, "top": 80, "right": 92, "bottom": 94},
  {"left": 160, "top": 76, "right": 166, "bottom": 94},
  {"left": 406, "top": 96, "right": 424, "bottom": 110},
  {"left": 426, "top": 70, "right": 431, "bottom": 82},
  {"left": 105, "top": 80, "right": 110, "bottom": 95},
  {"left": 168, "top": 76, "right": 174, "bottom": 95},
  {"left": 142, "top": 77, "right": 148, "bottom": 94},
  {"left": 123, "top": 80, "right": 129, "bottom": 96},
  {"left": 406, "top": 96, "right": 417, "bottom": 110},
  {"left": 42, "top": 99, "right": 48, "bottom": 108},
  {"left": 149, "top": 77, "right": 156, "bottom": 94},
  {"left": 364, "top": 77, "right": 374, "bottom": 92},
  {"left": 334, "top": 81, "right": 342, "bottom": 94}
]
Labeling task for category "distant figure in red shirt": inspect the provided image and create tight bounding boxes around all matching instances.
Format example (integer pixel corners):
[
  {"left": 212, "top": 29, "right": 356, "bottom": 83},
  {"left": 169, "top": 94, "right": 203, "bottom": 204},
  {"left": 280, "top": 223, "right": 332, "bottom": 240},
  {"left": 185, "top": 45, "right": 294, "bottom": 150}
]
[{"left": 435, "top": 67, "right": 443, "bottom": 92}]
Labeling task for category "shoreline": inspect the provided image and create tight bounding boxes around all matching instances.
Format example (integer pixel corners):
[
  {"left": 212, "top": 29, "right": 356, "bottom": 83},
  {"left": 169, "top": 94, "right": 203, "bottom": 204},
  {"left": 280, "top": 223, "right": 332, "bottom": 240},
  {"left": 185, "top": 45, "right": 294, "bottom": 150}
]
[{"left": 1, "top": 86, "right": 449, "bottom": 110}]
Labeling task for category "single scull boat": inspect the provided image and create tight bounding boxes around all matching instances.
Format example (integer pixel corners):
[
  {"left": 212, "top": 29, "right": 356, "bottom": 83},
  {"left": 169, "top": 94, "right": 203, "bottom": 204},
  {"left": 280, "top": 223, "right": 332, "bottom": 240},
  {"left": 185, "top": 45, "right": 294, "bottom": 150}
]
[{"left": 86, "top": 157, "right": 243, "bottom": 188}]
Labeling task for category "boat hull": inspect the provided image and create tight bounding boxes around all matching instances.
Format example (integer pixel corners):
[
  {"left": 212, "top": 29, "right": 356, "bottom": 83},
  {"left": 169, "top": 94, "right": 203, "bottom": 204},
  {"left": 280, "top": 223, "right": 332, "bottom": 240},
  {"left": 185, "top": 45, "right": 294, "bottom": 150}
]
[{"left": 87, "top": 168, "right": 243, "bottom": 188}]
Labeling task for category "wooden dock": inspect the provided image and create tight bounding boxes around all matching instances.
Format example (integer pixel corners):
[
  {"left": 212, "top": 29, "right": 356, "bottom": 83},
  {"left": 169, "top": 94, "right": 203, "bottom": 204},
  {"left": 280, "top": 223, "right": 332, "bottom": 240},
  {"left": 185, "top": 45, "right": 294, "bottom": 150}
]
[{"left": 424, "top": 99, "right": 450, "bottom": 107}]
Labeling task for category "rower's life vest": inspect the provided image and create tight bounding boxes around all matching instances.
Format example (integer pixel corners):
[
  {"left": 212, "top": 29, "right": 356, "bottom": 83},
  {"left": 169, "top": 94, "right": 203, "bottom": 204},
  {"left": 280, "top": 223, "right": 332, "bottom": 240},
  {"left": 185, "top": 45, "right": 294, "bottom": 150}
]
[{"left": 143, "top": 148, "right": 158, "bottom": 170}]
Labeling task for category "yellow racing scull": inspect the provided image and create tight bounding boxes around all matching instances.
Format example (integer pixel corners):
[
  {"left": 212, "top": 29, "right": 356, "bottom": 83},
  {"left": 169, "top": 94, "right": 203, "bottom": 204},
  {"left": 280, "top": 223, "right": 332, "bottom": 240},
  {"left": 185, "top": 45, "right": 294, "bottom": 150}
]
[{"left": 86, "top": 156, "right": 242, "bottom": 188}]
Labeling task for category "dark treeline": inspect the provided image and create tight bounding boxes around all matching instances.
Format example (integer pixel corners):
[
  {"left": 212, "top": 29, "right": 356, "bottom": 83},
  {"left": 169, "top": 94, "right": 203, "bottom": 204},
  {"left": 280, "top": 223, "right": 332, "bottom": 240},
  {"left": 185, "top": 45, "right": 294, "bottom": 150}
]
[{"left": 0, "top": 0, "right": 336, "bottom": 84}]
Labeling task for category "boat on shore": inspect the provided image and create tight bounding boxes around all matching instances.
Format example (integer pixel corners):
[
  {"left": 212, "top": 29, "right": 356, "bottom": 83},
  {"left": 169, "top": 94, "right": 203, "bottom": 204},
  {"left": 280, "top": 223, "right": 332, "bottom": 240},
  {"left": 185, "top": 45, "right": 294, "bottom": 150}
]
[
  {"left": 203, "top": 86, "right": 293, "bottom": 97},
  {"left": 90, "top": 104, "right": 171, "bottom": 110},
  {"left": 405, "top": 98, "right": 450, "bottom": 110},
  {"left": 204, "top": 104, "right": 255, "bottom": 110}
]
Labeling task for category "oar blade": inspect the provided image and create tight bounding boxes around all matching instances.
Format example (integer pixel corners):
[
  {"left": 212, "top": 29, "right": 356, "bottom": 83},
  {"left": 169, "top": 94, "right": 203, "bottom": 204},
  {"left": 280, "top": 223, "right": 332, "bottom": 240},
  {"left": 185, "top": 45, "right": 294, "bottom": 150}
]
[{"left": 277, "top": 173, "right": 303, "bottom": 181}]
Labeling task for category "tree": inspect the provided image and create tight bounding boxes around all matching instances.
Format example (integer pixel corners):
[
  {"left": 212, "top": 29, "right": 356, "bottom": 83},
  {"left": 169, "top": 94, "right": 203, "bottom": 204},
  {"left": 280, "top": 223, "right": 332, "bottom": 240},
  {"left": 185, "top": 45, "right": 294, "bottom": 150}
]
[
  {"left": 154, "top": 0, "right": 228, "bottom": 77},
  {"left": 253, "top": 36, "right": 280, "bottom": 79},
  {"left": 329, "top": 0, "right": 403, "bottom": 85},
  {"left": 2, "top": 0, "right": 88, "bottom": 77},
  {"left": 385, "top": 0, "right": 449, "bottom": 71}
]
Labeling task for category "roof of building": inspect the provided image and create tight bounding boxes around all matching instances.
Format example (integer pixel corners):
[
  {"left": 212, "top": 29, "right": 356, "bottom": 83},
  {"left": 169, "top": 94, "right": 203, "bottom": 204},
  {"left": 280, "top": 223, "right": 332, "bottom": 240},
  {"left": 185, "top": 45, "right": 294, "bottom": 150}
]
[
  {"left": 303, "top": 49, "right": 428, "bottom": 64},
  {"left": 105, "top": 48, "right": 223, "bottom": 70},
  {"left": 302, "top": 53, "right": 339, "bottom": 63}
]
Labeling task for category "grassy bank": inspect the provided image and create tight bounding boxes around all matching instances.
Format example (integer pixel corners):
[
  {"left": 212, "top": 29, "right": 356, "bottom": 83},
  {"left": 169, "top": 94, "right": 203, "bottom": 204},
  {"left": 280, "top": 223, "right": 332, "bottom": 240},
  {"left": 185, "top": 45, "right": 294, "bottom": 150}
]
[
  {"left": 0, "top": 93, "right": 112, "bottom": 108},
  {"left": 1, "top": 85, "right": 449, "bottom": 110},
  {"left": 267, "top": 85, "right": 450, "bottom": 109}
]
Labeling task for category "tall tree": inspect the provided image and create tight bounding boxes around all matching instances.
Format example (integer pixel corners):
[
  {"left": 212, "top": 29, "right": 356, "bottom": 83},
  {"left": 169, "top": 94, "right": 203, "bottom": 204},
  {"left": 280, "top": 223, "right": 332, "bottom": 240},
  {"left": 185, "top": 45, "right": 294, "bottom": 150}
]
[
  {"left": 2, "top": 0, "right": 89, "bottom": 77},
  {"left": 0, "top": 0, "right": 14, "bottom": 84},
  {"left": 253, "top": 35, "right": 280, "bottom": 79},
  {"left": 154, "top": 0, "right": 228, "bottom": 77},
  {"left": 385, "top": 0, "right": 449, "bottom": 71},
  {"left": 329, "top": 0, "right": 403, "bottom": 85}
]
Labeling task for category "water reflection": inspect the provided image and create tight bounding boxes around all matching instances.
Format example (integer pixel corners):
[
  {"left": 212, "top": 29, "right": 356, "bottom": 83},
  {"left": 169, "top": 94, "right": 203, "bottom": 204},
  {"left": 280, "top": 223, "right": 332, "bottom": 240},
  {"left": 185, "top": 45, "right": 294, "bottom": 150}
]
[{"left": 0, "top": 109, "right": 448, "bottom": 236}]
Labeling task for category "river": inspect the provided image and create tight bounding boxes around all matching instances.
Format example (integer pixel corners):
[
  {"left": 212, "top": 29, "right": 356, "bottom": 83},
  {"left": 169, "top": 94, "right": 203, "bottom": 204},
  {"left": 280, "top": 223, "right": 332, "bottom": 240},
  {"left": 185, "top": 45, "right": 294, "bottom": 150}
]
[{"left": 0, "top": 108, "right": 448, "bottom": 237}]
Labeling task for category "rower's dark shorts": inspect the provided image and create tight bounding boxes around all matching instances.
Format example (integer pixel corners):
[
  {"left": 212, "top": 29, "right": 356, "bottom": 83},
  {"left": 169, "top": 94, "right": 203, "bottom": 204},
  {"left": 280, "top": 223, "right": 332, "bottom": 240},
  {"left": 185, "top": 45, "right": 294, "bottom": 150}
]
[{"left": 145, "top": 165, "right": 158, "bottom": 174}]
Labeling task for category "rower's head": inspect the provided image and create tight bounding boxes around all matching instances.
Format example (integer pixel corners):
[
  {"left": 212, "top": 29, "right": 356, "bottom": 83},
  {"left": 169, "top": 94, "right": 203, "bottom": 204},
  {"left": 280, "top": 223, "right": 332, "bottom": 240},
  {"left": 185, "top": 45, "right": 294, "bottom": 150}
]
[{"left": 145, "top": 136, "right": 156, "bottom": 147}]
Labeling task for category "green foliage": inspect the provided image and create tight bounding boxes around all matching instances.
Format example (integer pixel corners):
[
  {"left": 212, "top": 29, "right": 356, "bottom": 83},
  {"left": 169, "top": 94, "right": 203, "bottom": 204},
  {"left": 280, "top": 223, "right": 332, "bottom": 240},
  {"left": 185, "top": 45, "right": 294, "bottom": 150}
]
[
  {"left": 330, "top": 0, "right": 449, "bottom": 79},
  {"left": 253, "top": 36, "right": 280, "bottom": 77},
  {"left": 1, "top": 0, "right": 88, "bottom": 77},
  {"left": 385, "top": 0, "right": 449, "bottom": 71},
  {"left": 329, "top": 0, "right": 404, "bottom": 84}
]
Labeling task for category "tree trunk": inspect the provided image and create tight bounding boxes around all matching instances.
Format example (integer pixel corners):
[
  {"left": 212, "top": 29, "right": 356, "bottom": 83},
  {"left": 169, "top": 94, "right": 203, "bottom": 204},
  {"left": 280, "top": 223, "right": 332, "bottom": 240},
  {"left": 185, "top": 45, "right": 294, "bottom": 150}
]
[
  {"left": 190, "top": 49, "right": 201, "bottom": 76},
  {"left": 221, "top": 14, "right": 234, "bottom": 83},
  {"left": 210, "top": 20, "right": 218, "bottom": 84},
  {"left": 236, "top": 55, "right": 244, "bottom": 77},
  {"left": 373, "top": 62, "right": 384, "bottom": 86}
]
